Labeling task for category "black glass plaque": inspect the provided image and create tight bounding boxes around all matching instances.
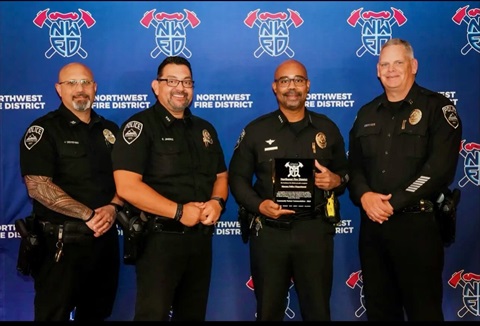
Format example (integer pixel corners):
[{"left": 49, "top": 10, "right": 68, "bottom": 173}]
[{"left": 273, "top": 158, "right": 315, "bottom": 212}]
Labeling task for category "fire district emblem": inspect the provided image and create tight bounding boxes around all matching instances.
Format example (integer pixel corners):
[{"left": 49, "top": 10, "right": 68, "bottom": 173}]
[
  {"left": 140, "top": 9, "right": 200, "bottom": 58},
  {"left": 458, "top": 139, "right": 480, "bottom": 187},
  {"left": 347, "top": 7, "right": 407, "bottom": 57},
  {"left": 448, "top": 270, "right": 480, "bottom": 317},
  {"left": 346, "top": 270, "right": 366, "bottom": 318},
  {"left": 33, "top": 8, "right": 96, "bottom": 59},
  {"left": 285, "top": 161, "right": 303, "bottom": 178},
  {"left": 452, "top": 5, "right": 480, "bottom": 55},
  {"left": 244, "top": 8, "right": 304, "bottom": 58}
]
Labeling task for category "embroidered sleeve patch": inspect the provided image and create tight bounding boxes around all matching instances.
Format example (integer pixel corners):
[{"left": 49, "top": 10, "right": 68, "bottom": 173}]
[
  {"left": 442, "top": 105, "right": 459, "bottom": 129},
  {"left": 24, "top": 125, "right": 44, "bottom": 150},
  {"left": 234, "top": 129, "right": 246, "bottom": 150},
  {"left": 122, "top": 120, "right": 143, "bottom": 145}
]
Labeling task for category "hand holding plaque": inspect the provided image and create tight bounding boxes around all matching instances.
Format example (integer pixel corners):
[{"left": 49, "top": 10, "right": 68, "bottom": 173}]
[{"left": 273, "top": 158, "right": 315, "bottom": 212}]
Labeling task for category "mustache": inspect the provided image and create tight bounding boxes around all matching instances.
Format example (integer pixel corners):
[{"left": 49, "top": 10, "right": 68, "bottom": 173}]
[
  {"left": 283, "top": 91, "right": 301, "bottom": 96},
  {"left": 73, "top": 93, "right": 90, "bottom": 100}
]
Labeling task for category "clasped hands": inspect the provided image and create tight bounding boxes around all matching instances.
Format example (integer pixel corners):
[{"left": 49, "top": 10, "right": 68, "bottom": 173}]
[
  {"left": 178, "top": 200, "right": 223, "bottom": 227},
  {"left": 360, "top": 192, "right": 394, "bottom": 224},
  {"left": 86, "top": 204, "right": 117, "bottom": 237}
]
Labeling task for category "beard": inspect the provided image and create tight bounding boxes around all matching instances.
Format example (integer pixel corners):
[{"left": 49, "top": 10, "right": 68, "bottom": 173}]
[
  {"left": 168, "top": 92, "right": 190, "bottom": 113},
  {"left": 282, "top": 91, "right": 303, "bottom": 110},
  {"left": 72, "top": 95, "right": 91, "bottom": 112}
]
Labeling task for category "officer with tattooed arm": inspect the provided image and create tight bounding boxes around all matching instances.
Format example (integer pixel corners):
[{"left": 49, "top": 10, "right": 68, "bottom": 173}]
[{"left": 18, "top": 62, "right": 121, "bottom": 321}]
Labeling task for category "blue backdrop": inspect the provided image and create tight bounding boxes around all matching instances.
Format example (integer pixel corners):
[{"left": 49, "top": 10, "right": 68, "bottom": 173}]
[{"left": 1, "top": 1, "right": 479, "bottom": 321}]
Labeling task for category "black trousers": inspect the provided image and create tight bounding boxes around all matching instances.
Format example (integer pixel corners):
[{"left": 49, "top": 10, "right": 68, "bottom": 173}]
[
  {"left": 249, "top": 218, "right": 334, "bottom": 321},
  {"left": 359, "top": 211, "right": 444, "bottom": 321},
  {"left": 33, "top": 226, "right": 119, "bottom": 321},
  {"left": 134, "top": 227, "right": 213, "bottom": 321}
]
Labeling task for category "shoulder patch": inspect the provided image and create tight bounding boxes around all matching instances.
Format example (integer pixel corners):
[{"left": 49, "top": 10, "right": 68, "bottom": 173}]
[
  {"left": 234, "top": 129, "right": 246, "bottom": 150},
  {"left": 24, "top": 125, "right": 44, "bottom": 150},
  {"left": 442, "top": 105, "right": 459, "bottom": 129},
  {"left": 123, "top": 120, "right": 143, "bottom": 145}
]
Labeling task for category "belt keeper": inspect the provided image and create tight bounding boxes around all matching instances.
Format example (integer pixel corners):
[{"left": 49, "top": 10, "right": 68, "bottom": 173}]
[{"left": 174, "top": 203, "right": 183, "bottom": 222}]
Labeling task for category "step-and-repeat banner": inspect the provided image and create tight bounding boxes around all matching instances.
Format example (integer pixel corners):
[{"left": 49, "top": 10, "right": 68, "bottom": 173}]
[{"left": 1, "top": 1, "right": 479, "bottom": 321}]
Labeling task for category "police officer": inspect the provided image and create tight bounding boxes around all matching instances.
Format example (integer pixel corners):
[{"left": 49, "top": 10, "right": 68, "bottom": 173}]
[
  {"left": 348, "top": 38, "right": 462, "bottom": 321},
  {"left": 19, "top": 62, "right": 121, "bottom": 321},
  {"left": 229, "top": 59, "right": 349, "bottom": 321},
  {"left": 111, "top": 56, "right": 228, "bottom": 321}
]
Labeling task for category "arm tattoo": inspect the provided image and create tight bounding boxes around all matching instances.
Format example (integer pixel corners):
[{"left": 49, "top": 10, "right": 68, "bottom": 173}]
[{"left": 24, "top": 175, "right": 92, "bottom": 221}]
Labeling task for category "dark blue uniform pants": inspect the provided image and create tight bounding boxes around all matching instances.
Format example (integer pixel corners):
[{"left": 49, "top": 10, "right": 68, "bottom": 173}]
[
  {"left": 33, "top": 227, "right": 119, "bottom": 321},
  {"left": 249, "top": 218, "right": 334, "bottom": 321},
  {"left": 134, "top": 229, "right": 212, "bottom": 321},
  {"left": 359, "top": 211, "right": 444, "bottom": 321}
]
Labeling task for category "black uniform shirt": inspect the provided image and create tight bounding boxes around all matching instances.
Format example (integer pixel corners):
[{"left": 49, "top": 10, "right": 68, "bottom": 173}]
[
  {"left": 348, "top": 82, "right": 462, "bottom": 210},
  {"left": 19, "top": 104, "right": 119, "bottom": 221},
  {"left": 229, "top": 109, "right": 349, "bottom": 215},
  {"left": 112, "top": 102, "right": 227, "bottom": 204}
]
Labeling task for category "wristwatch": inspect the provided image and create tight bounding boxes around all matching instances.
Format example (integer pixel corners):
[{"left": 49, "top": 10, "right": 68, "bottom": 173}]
[{"left": 211, "top": 196, "right": 225, "bottom": 211}]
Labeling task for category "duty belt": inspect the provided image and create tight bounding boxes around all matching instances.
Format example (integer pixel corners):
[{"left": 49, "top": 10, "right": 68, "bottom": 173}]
[
  {"left": 261, "top": 212, "right": 317, "bottom": 230},
  {"left": 145, "top": 215, "right": 214, "bottom": 235},
  {"left": 38, "top": 220, "right": 94, "bottom": 244},
  {"left": 398, "top": 199, "right": 434, "bottom": 214}
]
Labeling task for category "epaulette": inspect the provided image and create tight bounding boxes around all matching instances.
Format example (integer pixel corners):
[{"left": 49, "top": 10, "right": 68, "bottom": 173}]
[
  {"left": 34, "top": 110, "right": 60, "bottom": 123},
  {"left": 246, "top": 111, "right": 277, "bottom": 127},
  {"left": 418, "top": 86, "right": 436, "bottom": 96},
  {"left": 308, "top": 110, "right": 329, "bottom": 121}
]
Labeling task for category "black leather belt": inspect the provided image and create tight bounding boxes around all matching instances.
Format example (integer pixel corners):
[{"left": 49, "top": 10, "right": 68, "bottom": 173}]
[
  {"left": 264, "top": 218, "right": 293, "bottom": 230},
  {"left": 38, "top": 220, "right": 93, "bottom": 236},
  {"left": 262, "top": 212, "right": 317, "bottom": 230},
  {"left": 38, "top": 220, "right": 94, "bottom": 244},
  {"left": 146, "top": 215, "right": 214, "bottom": 235},
  {"left": 399, "top": 199, "right": 434, "bottom": 214}
]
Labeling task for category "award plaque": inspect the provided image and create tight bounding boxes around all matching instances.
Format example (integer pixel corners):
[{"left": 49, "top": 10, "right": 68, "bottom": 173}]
[{"left": 273, "top": 158, "right": 315, "bottom": 212}]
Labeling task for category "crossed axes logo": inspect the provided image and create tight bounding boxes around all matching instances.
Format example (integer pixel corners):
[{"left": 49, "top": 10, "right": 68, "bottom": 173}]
[
  {"left": 33, "top": 8, "right": 95, "bottom": 59},
  {"left": 347, "top": 7, "right": 407, "bottom": 57},
  {"left": 140, "top": 9, "right": 200, "bottom": 58},
  {"left": 244, "top": 8, "right": 303, "bottom": 58},
  {"left": 448, "top": 270, "right": 480, "bottom": 318},
  {"left": 452, "top": 5, "right": 480, "bottom": 55}
]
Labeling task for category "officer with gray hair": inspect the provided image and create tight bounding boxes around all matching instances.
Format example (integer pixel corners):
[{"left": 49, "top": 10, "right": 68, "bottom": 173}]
[{"left": 348, "top": 38, "right": 462, "bottom": 321}]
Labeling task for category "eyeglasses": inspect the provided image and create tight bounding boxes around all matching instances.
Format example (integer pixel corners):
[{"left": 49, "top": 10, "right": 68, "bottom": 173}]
[
  {"left": 157, "top": 78, "right": 194, "bottom": 88},
  {"left": 275, "top": 76, "right": 307, "bottom": 88},
  {"left": 58, "top": 79, "right": 95, "bottom": 87}
]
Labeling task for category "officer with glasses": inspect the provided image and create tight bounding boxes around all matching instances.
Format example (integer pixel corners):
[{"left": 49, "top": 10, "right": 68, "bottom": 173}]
[
  {"left": 229, "top": 59, "right": 349, "bottom": 321},
  {"left": 18, "top": 62, "right": 121, "bottom": 321},
  {"left": 112, "top": 56, "right": 228, "bottom": 321}
]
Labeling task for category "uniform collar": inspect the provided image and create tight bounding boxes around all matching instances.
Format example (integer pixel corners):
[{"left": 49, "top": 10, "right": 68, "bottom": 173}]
[
  {"left": 377, "top": 82, "right": 420, "bottom": 111},
  {"left": 58, "top": 104, "right": 100, "bottom": 126},
  {"left": 276, "top": 108, "right": 312, "bottom": 129},
  {"left": 154, "top": 101, "right": 192, "bottom": 127}
]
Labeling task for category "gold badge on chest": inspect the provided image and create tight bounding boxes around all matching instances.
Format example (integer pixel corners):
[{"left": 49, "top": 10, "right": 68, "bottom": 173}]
[
  {"left": 408, "top": 109, "right": 422, "bottom": 125},
  {"left": 203, "top": 129, "right": 213, "bottom": 147},
  {"left": 103, "top": 129, "right": 116, "bottom": 144},
  {"left": 315, "top": 132, "right": 327, "bottom": 149}
]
